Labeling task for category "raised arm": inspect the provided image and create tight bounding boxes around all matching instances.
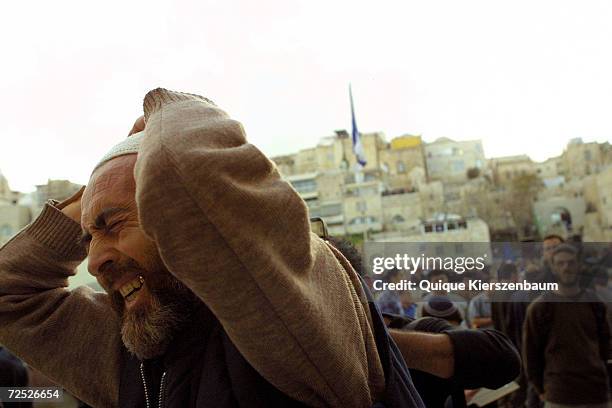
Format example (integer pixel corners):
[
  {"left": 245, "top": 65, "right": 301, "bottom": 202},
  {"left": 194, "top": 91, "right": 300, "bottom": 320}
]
[
  {"left": 0, "top": 192, "right": 123, "bottom": 407},
  {"left": 391, "top": 316, "right": 520, "bottom": 389},
  {"left": 133, "top": 89, "right": 385, "bottom": 407}
]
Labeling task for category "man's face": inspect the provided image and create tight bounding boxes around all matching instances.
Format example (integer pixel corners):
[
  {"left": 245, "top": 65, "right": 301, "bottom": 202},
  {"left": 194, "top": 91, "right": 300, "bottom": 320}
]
[
  {"left": 81, "top": 155, "right": 197, "bottom": 360},
  {"left": 430, "top": 273, "right": 448, "bottom": 285},
  {"left": 552, "top": 251, "right": 579, "bottom": 288},
  {"left": 524, "top": 262, "right": 544, "bottom": 283},
  {"left": 543, "top": 237, "right": 562, "bottom": 265}
]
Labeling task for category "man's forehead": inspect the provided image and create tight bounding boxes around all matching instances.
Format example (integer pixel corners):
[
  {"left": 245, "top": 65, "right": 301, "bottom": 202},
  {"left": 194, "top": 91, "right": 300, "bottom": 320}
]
[
  {"left": 82, "top": 155, "right": 137, "bottom": 219},
  {"left": 544, "top": 238, "right": 561, "bottom": 247},
  {"left": 554, "top": 251, "right": 576, "bottom": 261},
  {"left": 89, "top": 171, "right": 133, "bottom": 195}
]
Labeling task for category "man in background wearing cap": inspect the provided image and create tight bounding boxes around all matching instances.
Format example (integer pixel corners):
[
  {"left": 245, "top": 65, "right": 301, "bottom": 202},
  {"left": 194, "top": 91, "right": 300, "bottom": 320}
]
[
  {"left": 524, "top": 244, "right": 610, "bottom": 408},
  {"left": 0, "top": 89, "right": 425, "bottom": 407}
]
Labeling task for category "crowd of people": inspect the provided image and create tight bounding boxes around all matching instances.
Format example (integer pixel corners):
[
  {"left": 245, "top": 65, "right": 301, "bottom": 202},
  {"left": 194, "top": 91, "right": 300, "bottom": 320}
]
[{"left": 372, "top": 235, "right": 612, "bottom": 407}]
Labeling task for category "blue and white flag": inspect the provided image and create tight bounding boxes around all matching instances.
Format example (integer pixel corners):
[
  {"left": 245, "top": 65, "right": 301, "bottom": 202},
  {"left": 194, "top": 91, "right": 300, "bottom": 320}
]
[{"left": 350, "top": 84, "right": 367, "bottom": 166}]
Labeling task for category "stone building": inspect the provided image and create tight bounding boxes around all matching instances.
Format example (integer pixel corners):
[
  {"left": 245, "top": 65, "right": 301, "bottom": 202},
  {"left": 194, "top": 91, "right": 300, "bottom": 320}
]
[
  {"left": 488, "top": 155, "right": 537, "bottom": 186},
  {"left": 560, "top": 138, "right": 611, "bottom": 181},
  {"left": 424, "top": 137, "right": 486, "bottom": 183},
  {"left": 35, "top": 179, "right": 82, "bottom": 209},
  {"left": 533, "top": 197, "right": 586, "bottom": 238},
  {"left": 379, "top": 134, "right": 427, "bottom": 190},
  {"left": 0, "top": 201, "right": 31, "bottom": 246}
]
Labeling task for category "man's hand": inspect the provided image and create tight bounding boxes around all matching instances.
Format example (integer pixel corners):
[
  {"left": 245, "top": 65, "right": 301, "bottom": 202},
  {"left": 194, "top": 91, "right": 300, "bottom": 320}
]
[
  {"left": 128, "top": 115, "right": 146, "bottom": 136},
  {"left": 60, "top": 187, "right": 84, "bottom": 224}
]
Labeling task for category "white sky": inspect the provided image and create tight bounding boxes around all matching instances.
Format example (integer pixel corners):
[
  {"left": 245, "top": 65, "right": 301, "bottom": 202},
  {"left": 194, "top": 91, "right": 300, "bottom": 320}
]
[{"left": 1, "top": 0, "right": 611, "bottom": 193}]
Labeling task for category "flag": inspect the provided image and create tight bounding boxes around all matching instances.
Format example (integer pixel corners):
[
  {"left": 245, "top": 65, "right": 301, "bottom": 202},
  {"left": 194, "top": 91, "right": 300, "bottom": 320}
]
[{"left": 350, "top": 84, "right": 367, "bottom": 166}]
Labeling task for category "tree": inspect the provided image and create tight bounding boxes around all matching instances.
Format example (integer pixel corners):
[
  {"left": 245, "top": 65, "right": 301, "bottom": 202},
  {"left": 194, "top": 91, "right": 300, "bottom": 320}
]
[
  {"left": 466, "top": 167, "right": 481, "bottom": 179},
  {"left": 504, "top": 174, "right": 543, "bottom": 238}
]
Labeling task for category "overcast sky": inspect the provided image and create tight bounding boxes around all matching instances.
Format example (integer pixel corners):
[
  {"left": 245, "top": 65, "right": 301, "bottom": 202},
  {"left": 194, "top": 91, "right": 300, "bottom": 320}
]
[{"left": 1, "top": 0, "right": 611, "bottom": 193}]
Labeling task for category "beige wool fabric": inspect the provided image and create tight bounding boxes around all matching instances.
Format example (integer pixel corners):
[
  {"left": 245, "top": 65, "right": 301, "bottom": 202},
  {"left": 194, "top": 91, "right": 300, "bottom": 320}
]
[
  {"left": 92, "top": 130, "right": 145, "bottom": 173},
  {"left": 0, "top": 88, "right": 385, "bottom": 407}
]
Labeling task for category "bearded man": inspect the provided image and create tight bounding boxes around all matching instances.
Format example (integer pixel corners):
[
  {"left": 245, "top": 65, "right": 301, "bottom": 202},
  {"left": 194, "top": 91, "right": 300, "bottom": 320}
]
[
  {"left": 0, "top": 89, "right": 424, "bottom": 407},
  {"left": 523, "top": 244, "right": 610, "bottom": 408}
]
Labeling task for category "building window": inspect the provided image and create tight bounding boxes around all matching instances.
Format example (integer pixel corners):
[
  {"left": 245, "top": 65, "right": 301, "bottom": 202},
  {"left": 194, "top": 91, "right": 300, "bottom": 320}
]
[
  {"left": 585, "top": 150, "right": 592, "bottom": 161},
  {"left": 356, "top": 201, "right": 367, "bottom": 212},
  {"left": 391, "top": 215, "right": 405, "bottom": 224},
  {"left": 320, "top": 204, "right": 343, "bottom": 217},
  {"left": 291, "top": 179, "right": 317, "bottom": 193},
  {"left": 452, "top": 161, "right": 465, "bottom": 172},
  {"left": 397, "top": 161, "right": 406, "bottom": 174}
]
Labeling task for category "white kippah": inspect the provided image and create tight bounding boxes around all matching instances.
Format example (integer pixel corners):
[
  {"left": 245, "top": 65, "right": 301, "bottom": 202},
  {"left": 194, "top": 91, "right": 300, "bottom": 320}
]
[{"left": 92, "top": 131, "right": 145, "bottom": 173}]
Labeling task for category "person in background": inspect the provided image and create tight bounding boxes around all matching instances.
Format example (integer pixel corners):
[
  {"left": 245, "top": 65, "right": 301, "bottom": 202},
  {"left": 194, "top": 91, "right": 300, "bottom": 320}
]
[
  {"left": 376, "top": 268, "right": 406, "bottom": 315},
  {"left": 421, "top": 296, "right": 463, "bottom": 327},
  {"left": 540, "top": 234, "right": 565, "bottom": 283},
  {"left": 467, "top": 274, "right": 494, "bottom": 329},
  {"left": 593, "top": 265, "right": 612, "bottom": 303},
  {"left": 509, "top": 237, "right": 563, "bottom": 408},
  {"left": 328, "top": 237, "right": 521, "bottom": 408},
  {"left": 490, "top": 262, "right": 518, "bottom": 335},
  {"left": 524, "top": 244, "right": 610, "bottom": 408},
  {"left": 420, "top": 270, "right": 469, "bottom": 325},
  {"left": 592, "top": 265, "right": 612, "bottom": 389}
]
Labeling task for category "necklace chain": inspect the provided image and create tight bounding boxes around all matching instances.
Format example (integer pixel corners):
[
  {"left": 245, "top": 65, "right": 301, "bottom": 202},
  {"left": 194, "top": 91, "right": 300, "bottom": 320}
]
[{"left": 140, "top": 362, "right": 167, "bottom": 408}]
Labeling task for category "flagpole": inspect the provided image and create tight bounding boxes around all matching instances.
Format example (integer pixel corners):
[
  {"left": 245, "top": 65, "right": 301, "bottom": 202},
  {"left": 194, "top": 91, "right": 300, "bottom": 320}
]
[{"left": 349, "top": 84, "right": 369, "bottom": 242}]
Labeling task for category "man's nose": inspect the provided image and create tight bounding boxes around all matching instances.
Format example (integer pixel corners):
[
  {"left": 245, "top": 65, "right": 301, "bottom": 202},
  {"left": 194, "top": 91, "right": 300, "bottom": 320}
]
[{"left": 87, "top": 241, "right": 119, "bottom": 277}]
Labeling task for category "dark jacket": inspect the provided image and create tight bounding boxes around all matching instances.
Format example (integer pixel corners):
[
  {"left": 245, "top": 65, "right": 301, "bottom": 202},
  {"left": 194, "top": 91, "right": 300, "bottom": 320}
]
[
  {"left": 119, "top": 299, "right": 425, "bottom": 408},
  {"left": 119, "top": 304, "right": 308, "bottom": 408},
  {"left": 386, "top": 315, "right": 521, "bottom": 408}
]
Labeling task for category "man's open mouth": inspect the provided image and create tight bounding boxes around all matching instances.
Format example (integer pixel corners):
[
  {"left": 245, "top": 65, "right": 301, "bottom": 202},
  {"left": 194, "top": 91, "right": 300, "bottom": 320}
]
[{"left": 119, "top": 276, "right": 145, "bottom": 303}]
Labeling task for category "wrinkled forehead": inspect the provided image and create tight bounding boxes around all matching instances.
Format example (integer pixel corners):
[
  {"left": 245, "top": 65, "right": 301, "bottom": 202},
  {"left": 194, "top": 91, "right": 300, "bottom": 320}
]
[{"left": 82, "top": 155, "right": 138, "bottom": 222}]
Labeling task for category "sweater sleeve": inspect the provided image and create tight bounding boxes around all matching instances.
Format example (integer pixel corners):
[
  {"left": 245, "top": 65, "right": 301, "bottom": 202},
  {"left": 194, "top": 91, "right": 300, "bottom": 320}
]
[
  {"left": 406, "top": 317, "right": 521, "bottom": 389},
  {"left": 133, "top": 88, "right": 385, "bottom": 407},
  {"left": 0, "top": 203, "right": 123, "bottom": 408},
  {"left": 446, "top": 328, "right": 520, "bottom": 389},
  {"left": 522, "top": 302, "right": 546, "bottom": 395}
]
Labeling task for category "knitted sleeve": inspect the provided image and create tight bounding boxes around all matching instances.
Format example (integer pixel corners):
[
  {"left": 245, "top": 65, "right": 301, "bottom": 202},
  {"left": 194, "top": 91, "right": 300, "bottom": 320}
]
[{"left": 133, "top": 88, "right": 385, "bottom": 407}]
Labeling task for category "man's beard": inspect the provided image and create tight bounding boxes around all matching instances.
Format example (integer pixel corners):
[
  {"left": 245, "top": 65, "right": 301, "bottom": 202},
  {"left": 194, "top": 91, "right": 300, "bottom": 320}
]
[
  {"left": 557, "top": 273, "right": 579, "bottom": 289},
  {"left": 109, "top": 256, "right": 200, "bottom": 360}
]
